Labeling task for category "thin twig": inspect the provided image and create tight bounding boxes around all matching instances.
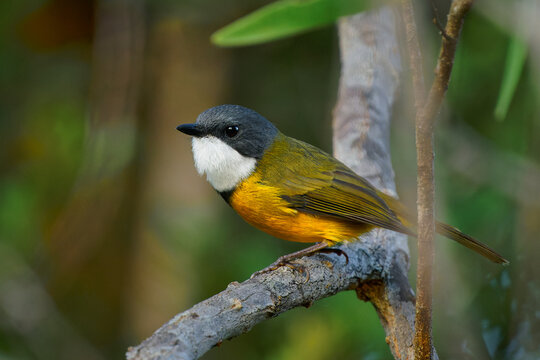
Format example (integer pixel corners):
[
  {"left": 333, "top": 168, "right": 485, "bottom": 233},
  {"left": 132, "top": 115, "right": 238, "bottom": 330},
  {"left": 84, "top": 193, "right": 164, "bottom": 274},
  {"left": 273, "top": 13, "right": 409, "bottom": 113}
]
[{"left": 412, "top": 1, "right": 473, "bottom": 359}]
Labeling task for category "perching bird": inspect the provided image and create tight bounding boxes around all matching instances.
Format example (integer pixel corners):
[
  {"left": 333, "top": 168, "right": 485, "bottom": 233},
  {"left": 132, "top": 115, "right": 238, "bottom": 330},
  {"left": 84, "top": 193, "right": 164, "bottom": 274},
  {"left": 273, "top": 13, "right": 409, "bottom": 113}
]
[{"left": 177, "top": 105, "right": 508, "bottom": 271}]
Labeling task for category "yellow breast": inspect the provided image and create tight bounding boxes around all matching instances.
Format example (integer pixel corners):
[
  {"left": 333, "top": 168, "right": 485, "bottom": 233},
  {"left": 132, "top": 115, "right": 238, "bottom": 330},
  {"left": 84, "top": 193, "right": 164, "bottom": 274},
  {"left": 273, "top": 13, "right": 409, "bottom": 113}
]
[{"left": 229, "top": 172, "right": 371, "bottom": 244}]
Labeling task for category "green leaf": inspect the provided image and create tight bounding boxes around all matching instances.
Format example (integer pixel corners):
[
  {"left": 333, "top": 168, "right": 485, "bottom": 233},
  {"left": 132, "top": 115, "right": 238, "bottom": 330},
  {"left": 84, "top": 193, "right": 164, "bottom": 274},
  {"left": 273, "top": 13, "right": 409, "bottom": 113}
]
[
  {"left": 211, "top": 0, "right": 374, "bottom": 47},
  {"left": 494, "top": 35, "right": 528, "bottom": 121}
]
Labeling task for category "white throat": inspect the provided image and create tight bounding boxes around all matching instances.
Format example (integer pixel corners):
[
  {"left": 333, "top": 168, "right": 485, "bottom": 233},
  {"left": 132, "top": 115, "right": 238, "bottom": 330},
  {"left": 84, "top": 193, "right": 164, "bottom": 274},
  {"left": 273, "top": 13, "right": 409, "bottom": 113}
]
[{"left": 191, "top": 136, "right": 257, "bottom": 192}]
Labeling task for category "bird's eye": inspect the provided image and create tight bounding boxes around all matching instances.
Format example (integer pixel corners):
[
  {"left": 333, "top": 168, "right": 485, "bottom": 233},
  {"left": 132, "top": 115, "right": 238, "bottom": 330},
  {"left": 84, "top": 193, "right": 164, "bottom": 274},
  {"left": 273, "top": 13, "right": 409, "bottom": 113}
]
[{"left": 225, "top": 125, "right": 239, "bottom": 138}]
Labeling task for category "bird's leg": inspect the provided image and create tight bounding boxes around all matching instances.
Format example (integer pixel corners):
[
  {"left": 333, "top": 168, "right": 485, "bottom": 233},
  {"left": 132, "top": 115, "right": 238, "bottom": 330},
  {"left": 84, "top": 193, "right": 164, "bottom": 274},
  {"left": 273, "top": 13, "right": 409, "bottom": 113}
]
[{"left": 251, "top": 241, "right": 333, "bottom": 279}]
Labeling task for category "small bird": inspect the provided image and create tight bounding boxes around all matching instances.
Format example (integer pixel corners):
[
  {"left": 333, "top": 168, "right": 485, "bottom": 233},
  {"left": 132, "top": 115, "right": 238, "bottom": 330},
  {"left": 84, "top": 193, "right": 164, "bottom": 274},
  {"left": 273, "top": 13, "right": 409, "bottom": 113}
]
[{"left": 177, "top": 105, "right": 508, "bottom": 271}]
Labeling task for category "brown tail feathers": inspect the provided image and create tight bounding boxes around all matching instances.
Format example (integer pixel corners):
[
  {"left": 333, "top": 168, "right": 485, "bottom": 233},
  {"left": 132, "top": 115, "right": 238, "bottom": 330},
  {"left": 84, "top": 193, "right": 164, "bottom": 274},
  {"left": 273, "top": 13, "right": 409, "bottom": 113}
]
[
  {"left": 380, "top": 193, "right": 509, "bottom": 265},
  {"left": 435, "top": 222, "right": 509, "bottom": 264}
]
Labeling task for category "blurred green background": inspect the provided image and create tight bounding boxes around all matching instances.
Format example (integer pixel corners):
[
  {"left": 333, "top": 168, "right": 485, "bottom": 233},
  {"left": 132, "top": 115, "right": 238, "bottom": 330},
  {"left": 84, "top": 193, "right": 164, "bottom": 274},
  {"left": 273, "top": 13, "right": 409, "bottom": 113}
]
[{"left": 0, "top": 0, "right": 538, "bottom": 359}]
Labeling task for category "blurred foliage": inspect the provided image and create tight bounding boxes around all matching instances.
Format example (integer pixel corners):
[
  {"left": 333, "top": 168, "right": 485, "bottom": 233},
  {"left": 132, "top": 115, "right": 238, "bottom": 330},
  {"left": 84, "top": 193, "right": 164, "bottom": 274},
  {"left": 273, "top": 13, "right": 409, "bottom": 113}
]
[
  {"left": 494, "top": 35, "right": 528, "bottom": 122},
  {"left": 0, "top": 0, "right": 539, "bottom": 360}
]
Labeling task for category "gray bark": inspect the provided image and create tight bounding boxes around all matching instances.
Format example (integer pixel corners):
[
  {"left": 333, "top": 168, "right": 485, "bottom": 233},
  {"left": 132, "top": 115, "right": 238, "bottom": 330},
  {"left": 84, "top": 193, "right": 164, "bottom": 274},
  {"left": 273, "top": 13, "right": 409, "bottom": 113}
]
[{"left": 127, "top": 7, "right": 418, "bottom": 360}]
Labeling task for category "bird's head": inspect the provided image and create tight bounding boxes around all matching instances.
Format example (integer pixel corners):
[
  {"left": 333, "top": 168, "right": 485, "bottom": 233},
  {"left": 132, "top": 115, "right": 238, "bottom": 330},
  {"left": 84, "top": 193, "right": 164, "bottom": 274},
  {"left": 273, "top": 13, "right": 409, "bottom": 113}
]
[{"left": 177, "top": 105, "right": 278, "bottom": 192}]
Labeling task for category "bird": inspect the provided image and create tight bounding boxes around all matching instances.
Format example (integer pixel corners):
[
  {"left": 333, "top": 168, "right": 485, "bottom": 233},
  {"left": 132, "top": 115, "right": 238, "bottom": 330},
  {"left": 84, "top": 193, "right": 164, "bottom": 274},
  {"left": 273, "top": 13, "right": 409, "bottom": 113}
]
[{"left": 177, "top": 104, "right": 509, "bottom": 272}]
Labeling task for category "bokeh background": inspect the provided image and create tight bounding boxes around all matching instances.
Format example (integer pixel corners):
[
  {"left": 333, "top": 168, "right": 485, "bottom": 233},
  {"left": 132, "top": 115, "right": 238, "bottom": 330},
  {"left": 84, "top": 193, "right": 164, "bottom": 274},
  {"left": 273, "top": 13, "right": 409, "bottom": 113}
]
[{"left": 1, "top": 0, "right": 539, "bottom": 359}]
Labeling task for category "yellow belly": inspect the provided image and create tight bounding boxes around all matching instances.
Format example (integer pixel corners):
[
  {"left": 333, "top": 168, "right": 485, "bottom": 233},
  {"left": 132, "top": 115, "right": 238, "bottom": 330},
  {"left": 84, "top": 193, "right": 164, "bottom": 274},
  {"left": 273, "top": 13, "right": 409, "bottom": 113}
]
[{"left": 229, "top": 173, "right": 371, "bottom": 244}]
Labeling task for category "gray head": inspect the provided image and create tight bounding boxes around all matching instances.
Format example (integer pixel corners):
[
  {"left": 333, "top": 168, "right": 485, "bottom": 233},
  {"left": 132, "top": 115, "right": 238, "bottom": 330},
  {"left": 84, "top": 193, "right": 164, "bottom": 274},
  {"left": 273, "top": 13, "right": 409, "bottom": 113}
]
[
  {"left": 177, "top": 105, "right": 278, "bottom": 159},
  {"left": 177, "top": 105, "right": 279, "bottom": 192}
]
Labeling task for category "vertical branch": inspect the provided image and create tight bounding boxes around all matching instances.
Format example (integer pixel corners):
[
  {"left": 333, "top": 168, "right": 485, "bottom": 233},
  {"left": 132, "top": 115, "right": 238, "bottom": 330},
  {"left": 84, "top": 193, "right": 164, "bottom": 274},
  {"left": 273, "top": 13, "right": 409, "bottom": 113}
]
[
  {"left": 410, "top": 1, "right": 474, "bottom": 359},
  {"left": 334, "top": 9, "right": 424, "bottom": 360},
  {"left": 413, "top": 77, "right": 436, "bottom": 360}
]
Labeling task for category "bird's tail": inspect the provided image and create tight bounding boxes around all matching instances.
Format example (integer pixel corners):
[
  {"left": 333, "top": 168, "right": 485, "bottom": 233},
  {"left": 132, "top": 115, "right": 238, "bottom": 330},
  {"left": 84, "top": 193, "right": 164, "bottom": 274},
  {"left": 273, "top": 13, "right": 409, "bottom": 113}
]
[
  {"left": 379, "top": 193, "right": 509, "bottom": 265},
  {"left": 435, "top": 221, "right": 509, "bottom": 265}
]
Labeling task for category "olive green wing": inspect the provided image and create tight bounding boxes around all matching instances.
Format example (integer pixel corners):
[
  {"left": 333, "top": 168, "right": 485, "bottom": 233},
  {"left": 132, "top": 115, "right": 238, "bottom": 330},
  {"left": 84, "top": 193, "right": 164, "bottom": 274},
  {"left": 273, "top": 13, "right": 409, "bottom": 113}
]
[
  {"left": 263, "top": 135, "right": 414, "bottom": 236},
  {"left": 281, "top": 167, "right": 414, "bottom": 235}
]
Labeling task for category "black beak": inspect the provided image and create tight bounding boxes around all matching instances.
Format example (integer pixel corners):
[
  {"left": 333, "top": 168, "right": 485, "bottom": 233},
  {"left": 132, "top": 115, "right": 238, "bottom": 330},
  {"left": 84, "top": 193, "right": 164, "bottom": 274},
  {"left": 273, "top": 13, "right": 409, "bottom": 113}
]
[{"left": 176, "top": 123, "right": 204, "bottom": 137}]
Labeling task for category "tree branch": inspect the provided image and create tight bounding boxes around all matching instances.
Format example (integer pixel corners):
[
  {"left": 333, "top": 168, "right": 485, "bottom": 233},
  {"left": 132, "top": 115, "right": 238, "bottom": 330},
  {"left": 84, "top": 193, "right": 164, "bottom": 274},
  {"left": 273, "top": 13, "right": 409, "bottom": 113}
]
[
  {"left": 127, "top": 7, "right": 415, "bottom": 360},
  {"left": 412, "top": 1, "right": 473, "bottom": 359}
]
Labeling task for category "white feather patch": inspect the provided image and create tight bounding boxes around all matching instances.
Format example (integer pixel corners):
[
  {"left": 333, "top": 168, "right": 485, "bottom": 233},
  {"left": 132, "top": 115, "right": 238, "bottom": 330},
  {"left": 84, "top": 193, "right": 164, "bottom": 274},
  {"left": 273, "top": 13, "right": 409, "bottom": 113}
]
[{"left": 192, "top": 136, "right": 257, "bottom": 192}]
